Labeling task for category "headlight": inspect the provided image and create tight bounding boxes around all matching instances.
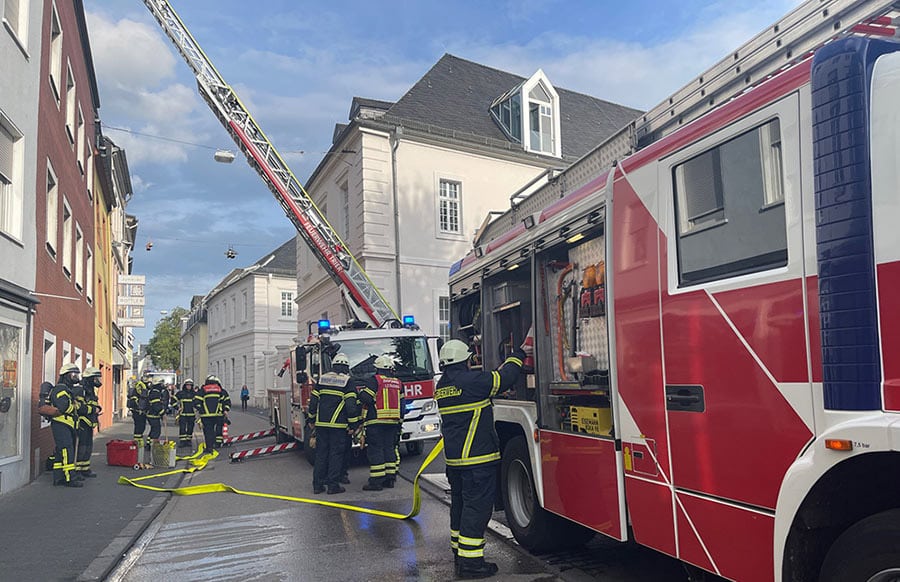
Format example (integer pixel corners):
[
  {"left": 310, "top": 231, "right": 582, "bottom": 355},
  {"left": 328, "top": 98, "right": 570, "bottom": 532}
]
[{"left": 421, "top": 398, "right": 437, "bottom": 414}]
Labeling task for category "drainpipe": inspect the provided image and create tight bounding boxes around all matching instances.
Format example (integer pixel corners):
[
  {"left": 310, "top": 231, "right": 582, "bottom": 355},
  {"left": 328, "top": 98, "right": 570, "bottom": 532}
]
[{"left": 390, "top": 132, "right": 403, "bottom": 312}]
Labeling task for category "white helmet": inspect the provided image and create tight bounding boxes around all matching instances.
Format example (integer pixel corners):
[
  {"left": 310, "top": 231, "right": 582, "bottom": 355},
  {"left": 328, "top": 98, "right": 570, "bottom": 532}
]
[
  {"left": 374, "top": 355, "right": 395, "bottom": 370},
  {"left": 59, "top": 363, "right": 81, "bottom": 376},
  {"left": 83, "top": 366, "right": 101, "bottom": 378},
  {"left": 439, "top": 340, "right": 471, "bottom": 367},
  {"left": 332, "top": 353, "right": 350, "bottom": 367}
]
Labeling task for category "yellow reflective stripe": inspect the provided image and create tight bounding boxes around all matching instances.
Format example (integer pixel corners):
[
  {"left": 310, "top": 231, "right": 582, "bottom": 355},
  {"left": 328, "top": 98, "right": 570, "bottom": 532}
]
[
  {"left": 461, "top": 408, "right": 481, "bottom": 459},
  {"left": 342, "top": 392, "right": 356, "bottom": 399},
  {"left": 439, "top": 399, "right": 489, "bottom": 415},
  {"left": 316, "top": 422, "right": 348, "bottom": 428},
  {"left": 329, "top": 401, "right": 345, "bottom": 425},
  {"left": 319, "top": 389, "right": 345, "bottom": 398},
  {"left": 491, "top": 371, "right": 501, "bottom": 395},
  {"left": 458, "top": 535, "right": 484, "bottom": 546},
  {"left": 445, "top": 452, "right": 501, "bottom": 466},
  {"left": 458, "top": 548, "right": 484, "bottom": 558},
  {"left": 120, "top": 440, "right": 445, "bottom": 520},
  {"left": 504, "top": 356, "right": 523, "bottom": 367}
]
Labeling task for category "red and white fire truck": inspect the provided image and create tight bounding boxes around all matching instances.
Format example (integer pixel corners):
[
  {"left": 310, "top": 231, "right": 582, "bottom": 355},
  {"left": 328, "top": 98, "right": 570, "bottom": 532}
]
[
  {"left": 142, "top": 1, "right": 442, "bottom": 460},
  {"left": 448, "top": 1, "right": 900, "bottom": 580},
  {"left": 271, "top": 318, "right": 442, "bottom": 461}
]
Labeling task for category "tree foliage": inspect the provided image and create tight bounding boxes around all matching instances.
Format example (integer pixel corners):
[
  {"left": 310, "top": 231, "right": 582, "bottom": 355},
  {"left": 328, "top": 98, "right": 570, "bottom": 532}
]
[{"left": 147, "top": 307, "right": 189, "bottom": 371}]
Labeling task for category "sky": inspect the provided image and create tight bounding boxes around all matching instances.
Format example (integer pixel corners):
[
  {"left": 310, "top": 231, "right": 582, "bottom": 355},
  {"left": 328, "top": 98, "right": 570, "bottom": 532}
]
[{"left": 83, "top": 0, "right": 801, "bottom": 344}]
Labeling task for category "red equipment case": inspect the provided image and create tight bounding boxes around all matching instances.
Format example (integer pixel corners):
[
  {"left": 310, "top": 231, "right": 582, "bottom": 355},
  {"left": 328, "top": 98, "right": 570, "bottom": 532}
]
[{"left": 106, "top": 439, "right": 138, "bottom": 467}]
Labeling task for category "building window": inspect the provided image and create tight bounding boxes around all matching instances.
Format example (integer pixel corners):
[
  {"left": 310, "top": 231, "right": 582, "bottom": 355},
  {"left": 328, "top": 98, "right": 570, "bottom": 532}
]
[
  {"left": 3, "top": 0, "right": 26, "bottom": 41},
  {"left": 74, "top": 347, "right": 82, "bottom": 371},
  {"left": 49, "top": 3, "right": 62, "bottom": 104},
  {"left": 281, "top": 291, "right": 293, "bottom": 317},
  {"left": 85, "top": 145, "right": 93, "bottom": 199},
  {"left": 242, "top": 355, "right": 247, "bottom": 386},
  {"left": 438, "top": 180, "right": 461, "bottom": 234},
  {"left": 62, "top": 199, "right": 72, "bottom": 276},
  {"left": 42, "top": 333, "right": 56, "bottom": 428},
  {"left": 438, "top": 296, "right": 450, "bottom": 342},
  {"left": 242, "top": 292, "right": 248, "bottom": 322},
  {"left": 340, "top": 180, "right": 350, "bottom": 239},
  {"left": 231, "top": 297, "right": 236, "bottom": 327},
  {"left": 62, "top": 340, "right": 70, "bottom": 364},
  {"left": 85, "top": 248, "right": 93, "bottom": 303},
  {"left": 65, "top": 61, "right": 75, "bottom": 145},
  {"left": 74, "top": 224, "right": 83, "bottom": 291},
  {"left": 46, "top": 162, "right": 58, "bottom": 256},
  {"left": 0, "top": 322, "right": 22, "bottom": 458},
  {"left": 76, "top": 106, "right": 85, "bottom": 173},
  {"left": 490, "top": 71, "right": 559, "bottom": 156},
  {"left": 528, "top": 83, "right": 555, "bottom": 154},
  {"left": 0, "top": 117, "right": 23, "bottom": 240},
  {"left": 673, "top": 118, "right": 788, "bottom": 286}
]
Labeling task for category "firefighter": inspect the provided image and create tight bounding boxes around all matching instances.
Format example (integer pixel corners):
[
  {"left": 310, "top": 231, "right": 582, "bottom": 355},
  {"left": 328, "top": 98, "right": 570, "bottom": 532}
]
[
  {"left": 128, "top": 373, "right": 151, "bottom": 448},
  {"left": 195, "top": 375, "right": 229, "bottom": 452},
  {"left": 75, "top": 366, "right": 102, "bottom": 478},
  {"left": 145, "top": 377, "right": 169, "bottom": 444},
  {"left": 356, "top": 354, "right": 403, "bottom": 491},
  {"left": 174, "top": 379, "right": 197, "bottom": 448},
  {"left": 435, "top": 339, "right": 526, "bottom": 579},
  {"left": 308, "top": 353, "right": 360, "bottom": 494},
  {"left": 48, "top": 363, "right": 84, "bottom": 487}
]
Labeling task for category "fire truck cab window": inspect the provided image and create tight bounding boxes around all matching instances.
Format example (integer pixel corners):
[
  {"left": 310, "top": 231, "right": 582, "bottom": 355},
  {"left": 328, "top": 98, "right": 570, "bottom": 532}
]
[
  {"left": 673, "top": 118, "right": 787, "bottom": 286},
  {"left": 535, "top": 232, "right": 612, "bottom": 438}
]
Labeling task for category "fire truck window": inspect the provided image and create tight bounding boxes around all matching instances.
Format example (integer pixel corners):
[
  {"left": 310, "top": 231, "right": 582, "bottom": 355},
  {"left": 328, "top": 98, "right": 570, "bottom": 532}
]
[
  {"left": 536, "top": 233, "right": 613, "bottom": 438},
  {"left": 673, "top": 118, "right": 788, "bottom": 286}
]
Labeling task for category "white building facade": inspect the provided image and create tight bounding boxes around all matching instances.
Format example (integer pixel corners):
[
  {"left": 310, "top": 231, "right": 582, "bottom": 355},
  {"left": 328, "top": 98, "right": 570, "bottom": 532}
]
[
  {"left": 0, "top": 0, "right": 42, "bottom": 493},
  {"left": 203, "top": 240, "right": 296, "bottom": 406}
]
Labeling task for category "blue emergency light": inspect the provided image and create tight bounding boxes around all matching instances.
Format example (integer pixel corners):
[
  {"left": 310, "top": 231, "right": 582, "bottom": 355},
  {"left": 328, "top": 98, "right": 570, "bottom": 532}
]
[
  {"left": 318, "top": 319, "right": 331, "bottom": 334},
  {"left": 403, "top": 315, "right": 415, "bottom": 326}
]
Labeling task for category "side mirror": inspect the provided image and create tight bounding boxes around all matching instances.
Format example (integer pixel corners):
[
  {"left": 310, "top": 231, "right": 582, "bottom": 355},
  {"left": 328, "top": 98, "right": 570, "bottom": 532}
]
[{"left": 295, "top": 346, "right": 308, "bottom": 372}]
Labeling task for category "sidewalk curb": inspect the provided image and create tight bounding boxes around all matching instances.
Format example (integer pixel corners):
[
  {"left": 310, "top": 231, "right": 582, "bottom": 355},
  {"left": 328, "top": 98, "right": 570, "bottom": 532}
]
[{"left": 75, "top": 464, "right": 186, "bottom": 582}]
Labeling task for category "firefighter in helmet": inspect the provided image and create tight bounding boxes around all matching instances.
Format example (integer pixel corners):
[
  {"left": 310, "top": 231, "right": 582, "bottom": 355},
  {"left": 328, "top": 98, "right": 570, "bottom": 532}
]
[
  {"left": 174, "top": 379, "right": 197, "bottom": 448},
  {"left": 309, "top": 353, "right": 360, "bottom": 494},
  {"left": 128, "top": 372, "right": 151, "bottom": 448},
  {"left": 75, "top": 366, "right": 102, "bottom": 477},
  {"left": 356, "top": 354, "right": 404, "bottom": 491},
  {"left": 47, "top": 363, "right": 84, "bottom": 487},
  {"left": 435, "top": 338, "right": 526, "bottom": 579},
  {"left": 195, "top": 375, "right": 230, "bottom": 452},
  {"left": 145, "top": 377, "right": 169, "bottom": 444}
]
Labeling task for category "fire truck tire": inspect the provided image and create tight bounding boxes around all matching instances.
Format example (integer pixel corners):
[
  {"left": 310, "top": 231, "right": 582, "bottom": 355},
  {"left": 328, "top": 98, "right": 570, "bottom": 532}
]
[
  {"left": 303, "top": 427, "right": 316, "bottom": 465},
  {"left": 501, "top": 436, "right": 593, "bottom": 552},
  {"left": 819, "top": 508, "right": 900, "bottom": 582},
  {"left": 405, "top": 441, "right": 424, "bottom": 456}
]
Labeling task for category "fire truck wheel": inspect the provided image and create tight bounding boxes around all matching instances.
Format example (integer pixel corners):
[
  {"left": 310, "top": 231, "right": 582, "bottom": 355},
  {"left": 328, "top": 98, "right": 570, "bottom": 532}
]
[
  {"left": 303, "top": 427, "right": 316, "bottom": 466},
  {"left": 405, "top": 441, "right": 424, "bottom": 456},
  {"left": 501, "top": 436, "right": 593, "bottom": 552},
  {"left": 820, "top": 508, "right": 900, "bottom": 582}
]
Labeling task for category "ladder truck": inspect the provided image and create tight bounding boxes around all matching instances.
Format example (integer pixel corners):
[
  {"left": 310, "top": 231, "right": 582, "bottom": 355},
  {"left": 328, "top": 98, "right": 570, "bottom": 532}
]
[
  {"left": 447, "top": 1, "right": 900, "bottom": 580},
  {"left": 142, "top": 0, "right": 441, "bottom": 458}
]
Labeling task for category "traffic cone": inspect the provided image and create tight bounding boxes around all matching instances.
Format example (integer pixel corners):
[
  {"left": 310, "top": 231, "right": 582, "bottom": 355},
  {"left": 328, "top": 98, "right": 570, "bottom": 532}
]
[
  {"left": 222, "top": 423, "right": 229, "bottom": 439},
  {"left": 523, "top": 326, "right": 535, "bottom": 373}
]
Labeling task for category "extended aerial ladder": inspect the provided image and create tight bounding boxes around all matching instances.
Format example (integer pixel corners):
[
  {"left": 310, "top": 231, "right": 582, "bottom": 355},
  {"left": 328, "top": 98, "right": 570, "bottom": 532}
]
[{"left": 141, "top": 0, "right": 396, "bottom": 327}]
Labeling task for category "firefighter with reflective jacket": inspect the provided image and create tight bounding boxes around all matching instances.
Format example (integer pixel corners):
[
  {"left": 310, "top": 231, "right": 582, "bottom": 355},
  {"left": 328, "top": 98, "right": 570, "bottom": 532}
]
[
  {"left": 195, "top": 376, "right": 230, "bottom": 451},
  {"left": 174, "top": 379, "right": 197, "bottom": 448},
  {"left": 308, "top": 353, "right": 360, "bottom": 495},
  {"left": 435, "top": 339, "right": 526, "bottom": 579},
  {"left": 75, "top": 366, "right": 102, "bottom": 478},
  {"left": 45, "top": 363, "right": 84, "bottom": 487},
  {"left": 128, "top": 373, "right": 151, "bottom": 447},
  {"left": 145, "top": 377, "right": 168, "bottom": 444},
  {"left": 356, "top": 354, "right": 404, "bottom": 491}
]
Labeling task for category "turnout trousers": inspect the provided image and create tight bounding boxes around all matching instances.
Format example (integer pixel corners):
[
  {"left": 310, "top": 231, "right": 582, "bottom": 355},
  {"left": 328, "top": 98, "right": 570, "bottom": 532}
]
[
  {"left": 178, "top": 415, "right": 194, "bottom": 447},
  {"left": 132, "top": 412, "right": 147, "bottom": 447},
  {"left": 313, "top": 426, "right": 346, "bottom": 490},
  {"left": 51, "top": 421, "right": 77, "bottom": 484},
  {"left": 200, "top": 417, "right": 219, "bottom": 452},
  {"left": 447, "top": 463, "right": 497, "bottom": 565},
  {"left": 364, "top": 423, "right": 396, "bottom": 485},
  {"left": 75, "top": 425, "right": 94, "bottom": 473},
  {"left": 147, "top": 416, "right": 162, "bottom": 440}
]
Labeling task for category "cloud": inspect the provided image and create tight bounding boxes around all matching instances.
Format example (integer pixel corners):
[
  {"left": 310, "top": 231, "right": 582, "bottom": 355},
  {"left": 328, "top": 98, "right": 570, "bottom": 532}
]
[{"left": 85, "top": 12, "right": 176, "bottom": 89}]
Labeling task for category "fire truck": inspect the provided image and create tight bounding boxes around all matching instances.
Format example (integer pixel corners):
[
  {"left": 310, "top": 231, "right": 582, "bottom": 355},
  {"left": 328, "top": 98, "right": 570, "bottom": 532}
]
[
  {"left": 142, "top": 1, "right": 441, "bottom": 458},
  {"left": 448, "top": 1, "right": 900, "bottom": 580},
  {"left": 271, "top": 318, "right": 441, "bottom": 462}
]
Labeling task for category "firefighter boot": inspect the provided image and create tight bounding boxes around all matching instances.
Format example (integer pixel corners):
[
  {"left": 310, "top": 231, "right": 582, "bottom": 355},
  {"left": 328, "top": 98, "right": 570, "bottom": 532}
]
[
  {"left": 327, "top": 484, "right": 346, "bottom": 494},
  {"left": 457, "top": 558, "right": 498, "bottom": 579},
  {"left": 362, "top": 478, "right": 383, "bottom": 491}
]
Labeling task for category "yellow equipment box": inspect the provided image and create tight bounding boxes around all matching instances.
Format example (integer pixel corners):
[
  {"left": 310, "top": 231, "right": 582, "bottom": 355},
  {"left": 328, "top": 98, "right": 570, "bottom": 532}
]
[{"left": 570, "top": 406, "right": 612, "bottom": 436}]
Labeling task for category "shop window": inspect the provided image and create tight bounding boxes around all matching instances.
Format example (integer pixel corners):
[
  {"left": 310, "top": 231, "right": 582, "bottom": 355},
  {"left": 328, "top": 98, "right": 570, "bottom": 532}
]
[
  {"left": 673, "top": 118, "right": 787, "bottom": 286},
  {"left": 0, "top": 322, "right": 22, "bottom": 459}
]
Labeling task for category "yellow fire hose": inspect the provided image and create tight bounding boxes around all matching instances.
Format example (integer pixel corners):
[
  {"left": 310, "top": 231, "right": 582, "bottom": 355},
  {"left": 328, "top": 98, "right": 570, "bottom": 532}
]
[{"left": 119, "top": 438, "right": 445, "bottom": 520}]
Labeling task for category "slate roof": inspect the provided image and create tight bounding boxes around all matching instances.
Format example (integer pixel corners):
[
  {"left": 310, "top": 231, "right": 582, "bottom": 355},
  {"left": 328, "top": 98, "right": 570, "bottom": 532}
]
[
  {"left": 252, "top": 238, "right": 296, "bottom": 277},
  {"left": 383, "top": 54, "right": 642, "bottom": 160}
]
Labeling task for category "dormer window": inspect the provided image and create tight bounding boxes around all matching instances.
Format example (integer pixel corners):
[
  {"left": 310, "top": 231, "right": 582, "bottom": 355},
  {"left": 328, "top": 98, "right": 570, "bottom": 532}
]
[{"left": 490, "top": 70, "right": 560, "bottom": 157}]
